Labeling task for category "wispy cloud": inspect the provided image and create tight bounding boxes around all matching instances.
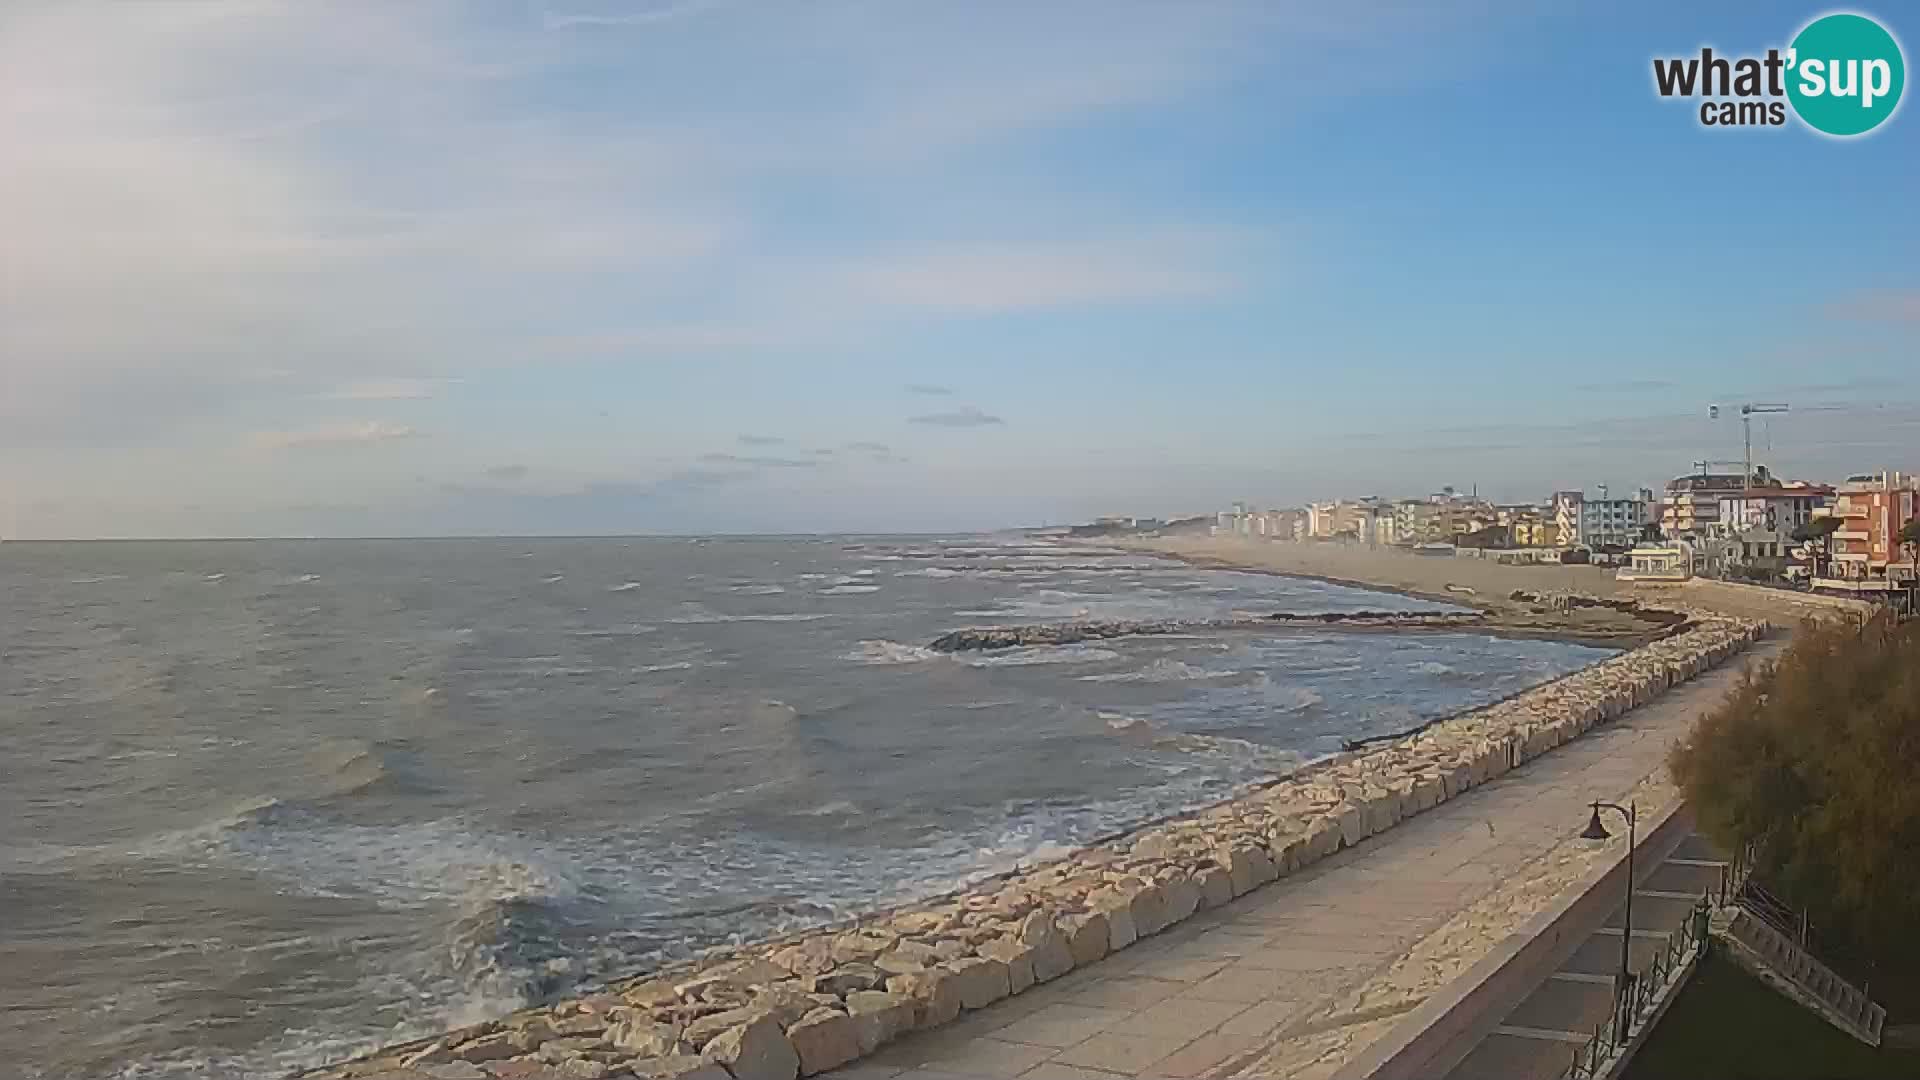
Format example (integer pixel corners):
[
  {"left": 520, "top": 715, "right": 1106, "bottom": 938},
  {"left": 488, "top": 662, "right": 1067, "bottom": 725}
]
[
  {"left": 325, "top": 378, "right": 452, "bottom": 401},
  {"left": 486, "top": 464, "right": 529, "bottom": 480},
  {"left": 845, "top": 441, "right": 891, "bottom": 452},
  {"left": 538, "top": 326, "right": 782, "bottom": 356},
  {"left": 906, "top": 383, "right": 954, "bottom": 396},
  {"left": 909, "top": 406, "right": 1005, "bottom": 428},
  {"left": 696, "top": 452, "right": 822, "bottom": 468},
  {"left": 539, "top": 0, "right": 727, "bottom": 30},
  {"left": 737, "top": 434, "right": 785, "bottom": 446},
  {"left": 1826, "top": 288, "right": 1920, "bottom": 322},
  {"left": 254, "top": 421, "right": 423, "bottom": 449}
]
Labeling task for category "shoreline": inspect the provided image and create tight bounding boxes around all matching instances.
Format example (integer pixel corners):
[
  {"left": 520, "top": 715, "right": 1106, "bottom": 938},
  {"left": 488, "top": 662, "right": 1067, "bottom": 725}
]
[
  {"left": 1113, "top": 541, "right": 1685, "bottom": 650},
  {"left": 298, "top": 557, "right": 1768, "bottom": 1080}
]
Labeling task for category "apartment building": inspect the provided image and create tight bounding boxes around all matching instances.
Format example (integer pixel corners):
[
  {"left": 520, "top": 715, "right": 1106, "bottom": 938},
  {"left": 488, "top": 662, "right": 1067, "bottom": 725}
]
[{"left": 1817, "top": 470, "right": 1920, "bottom": 593}]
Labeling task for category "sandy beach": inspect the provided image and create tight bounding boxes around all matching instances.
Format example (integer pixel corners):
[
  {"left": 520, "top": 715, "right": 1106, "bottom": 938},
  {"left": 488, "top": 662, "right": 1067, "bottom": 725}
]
[{"left": 1121, "top": 534, "right": 1869, "bottom": 628}]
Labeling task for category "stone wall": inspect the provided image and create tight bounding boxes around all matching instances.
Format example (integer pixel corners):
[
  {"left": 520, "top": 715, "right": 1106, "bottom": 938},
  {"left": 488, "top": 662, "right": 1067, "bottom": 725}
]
[{"left": 303, "top": 610, "right": 1767, "bottom": 1080}]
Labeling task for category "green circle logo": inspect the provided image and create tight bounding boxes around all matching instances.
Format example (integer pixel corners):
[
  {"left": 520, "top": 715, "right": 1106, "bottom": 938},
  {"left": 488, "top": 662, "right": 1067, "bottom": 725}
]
[{"left": 1787, "top": 13, "right": 1905, "bottom": 136}]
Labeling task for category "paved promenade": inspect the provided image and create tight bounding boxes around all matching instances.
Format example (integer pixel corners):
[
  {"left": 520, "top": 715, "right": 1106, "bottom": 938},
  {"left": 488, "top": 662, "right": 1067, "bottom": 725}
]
[{"left": 822, "top": 639, "right": 1784, "bottom": 1080}]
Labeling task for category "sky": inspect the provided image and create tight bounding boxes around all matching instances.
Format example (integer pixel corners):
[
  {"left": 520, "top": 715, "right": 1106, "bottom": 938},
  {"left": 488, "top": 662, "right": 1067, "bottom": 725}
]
[{"left": 2, "top": 0, "right": 1915, "bottom": 538}]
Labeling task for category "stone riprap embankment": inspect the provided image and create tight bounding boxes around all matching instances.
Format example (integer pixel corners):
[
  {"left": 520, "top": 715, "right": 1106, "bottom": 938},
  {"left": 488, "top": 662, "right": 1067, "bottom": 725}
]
[{"left": 301, "top": 608, "right": 1766, "bottom": 1080}]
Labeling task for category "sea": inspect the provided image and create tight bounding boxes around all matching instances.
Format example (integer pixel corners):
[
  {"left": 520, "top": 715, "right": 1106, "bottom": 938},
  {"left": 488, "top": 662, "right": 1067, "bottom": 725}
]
[{"left": 0, "top": 536, "right": 1615, "bottom": 1079}]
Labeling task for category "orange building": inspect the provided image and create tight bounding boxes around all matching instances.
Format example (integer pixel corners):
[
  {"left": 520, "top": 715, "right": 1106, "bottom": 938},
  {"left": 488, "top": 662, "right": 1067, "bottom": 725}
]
[{"left": 1819, "top": 470, "right": 1920, "bottom": 593}]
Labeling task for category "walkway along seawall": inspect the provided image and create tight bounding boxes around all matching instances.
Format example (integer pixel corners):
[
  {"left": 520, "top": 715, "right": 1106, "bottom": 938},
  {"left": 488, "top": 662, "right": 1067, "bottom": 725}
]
[{"left": 300, "top": 607, "right": 1768, "bottom": 1080}]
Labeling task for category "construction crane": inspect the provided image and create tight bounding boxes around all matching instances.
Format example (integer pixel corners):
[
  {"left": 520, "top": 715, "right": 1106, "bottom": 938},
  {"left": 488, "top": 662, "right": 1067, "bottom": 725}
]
[{"left": 1708, "top": 402, "right": 1789, "bottom": 485}]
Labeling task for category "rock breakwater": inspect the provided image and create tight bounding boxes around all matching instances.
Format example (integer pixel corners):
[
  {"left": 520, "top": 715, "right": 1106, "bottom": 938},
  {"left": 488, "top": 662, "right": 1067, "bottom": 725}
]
[
  {"left": 299, "top": 606, "right": 1765, "bottom": 1080},
  {"left": 926, "top": 612, "right": 1486, "bottom": 653}
]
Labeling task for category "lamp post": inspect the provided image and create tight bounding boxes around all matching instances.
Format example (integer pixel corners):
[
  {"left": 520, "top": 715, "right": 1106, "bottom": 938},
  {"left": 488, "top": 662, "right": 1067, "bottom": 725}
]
[{"left": 1581, "top": 800, "right": 1638, "bottom": 1028}]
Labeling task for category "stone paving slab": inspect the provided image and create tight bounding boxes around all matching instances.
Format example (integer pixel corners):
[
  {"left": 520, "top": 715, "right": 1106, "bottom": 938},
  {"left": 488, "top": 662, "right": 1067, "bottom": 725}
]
[{"left": 821, "top": 640, "right": 1781, "bottom": 1080}]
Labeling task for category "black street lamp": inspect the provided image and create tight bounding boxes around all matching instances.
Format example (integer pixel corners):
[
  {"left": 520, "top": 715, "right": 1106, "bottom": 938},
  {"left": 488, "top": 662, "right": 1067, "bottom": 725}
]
[{"left": 1581, "top": 800, "right": 1638, "bottom": 1023}]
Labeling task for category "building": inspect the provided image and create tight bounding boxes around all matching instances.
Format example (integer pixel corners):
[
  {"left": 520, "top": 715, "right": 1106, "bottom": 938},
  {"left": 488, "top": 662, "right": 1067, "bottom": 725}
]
[
  {"left": 1512, "top": 517, "right": 1560, "bottom": 548},
  {"left": 1661, "top": 468, "right": 1772, "bottom": 537},
  {"left": 1618, "top": 542, "right": 1692, "bottom": 582},
  {"left": 1551, "top": 491, "right": 1584, "bottom": 547},
  {"left": 1550, "top": 486, "right": 1654, "bottom": 549},
  {"left": 1579, "top": 488, "right": 1655, "bottom": 550},
  {"left": 1392, "top": 499, "right": 1441, "bottom": 545},
  {"left": 1716, "top": 482, "right": 1832, "bottom": 535},
  {"left": 1816, "top": 470, "right": 1920, "bottom": 595}
]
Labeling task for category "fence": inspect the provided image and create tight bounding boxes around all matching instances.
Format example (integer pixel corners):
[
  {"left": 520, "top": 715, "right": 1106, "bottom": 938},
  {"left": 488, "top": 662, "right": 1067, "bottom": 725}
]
[
  {"left": 1561, "top": 897, "right": 1713, "bottom": 1080},
  {"left": 1559, "top": 846, "right": 1757, "bottom": 1080}
]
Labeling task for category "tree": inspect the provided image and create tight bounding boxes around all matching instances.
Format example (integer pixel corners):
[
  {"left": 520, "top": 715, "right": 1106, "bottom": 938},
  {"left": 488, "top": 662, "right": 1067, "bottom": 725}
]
[
  {"left": 1669, "top": 616, "right": 1920, "bottom": 982},
  {"left": 1792, "top": 516, "right": 1843, "bottom": 577}
]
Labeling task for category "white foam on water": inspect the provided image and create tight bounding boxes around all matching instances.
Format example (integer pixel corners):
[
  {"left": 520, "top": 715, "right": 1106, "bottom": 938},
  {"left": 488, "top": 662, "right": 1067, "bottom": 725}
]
[
  {"left": 667, "top": 603, "right": 834, "bottom": 624},
  {"left": 1268, "top": 685, "right": 1325, "bottom": 712},
  {"left": 893, "top": 566, "right": 965, "bottom": 578},
  {"left": 1411, "top": 660, "right": 1456, "bottom": 675},
  {"left": 638, "top": 661, "right": 695, "bottom": 673},
  {"left": 1079, "top": 658, "right": 1233, "bottom": 684},
  {"left": 844, "top": 640, "right": 940, "bottom": 665},
  {"left": 729, "top": 584, "right": 786, "bottom": 595},
  {"left": 817, "top": 584, "right": 880, "bottom": 596},
  {"left": 607, "top": 582, "right": 645, "bottom": 592},
  {"left": 542, "top": 574, "right": 564, "bottom": 583}
]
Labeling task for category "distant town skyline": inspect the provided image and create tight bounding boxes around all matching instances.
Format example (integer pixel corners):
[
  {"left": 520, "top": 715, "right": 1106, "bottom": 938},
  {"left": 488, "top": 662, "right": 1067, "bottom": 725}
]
[{"left": 2, "top": 1, "right": 1914, "bottom": 539}]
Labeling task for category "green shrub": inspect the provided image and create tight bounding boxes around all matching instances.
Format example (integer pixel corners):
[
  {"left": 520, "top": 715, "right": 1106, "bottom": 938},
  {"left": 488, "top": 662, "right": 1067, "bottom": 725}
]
[{"left": 1669, "top": 616, "right": 1920, "bottom": 970}]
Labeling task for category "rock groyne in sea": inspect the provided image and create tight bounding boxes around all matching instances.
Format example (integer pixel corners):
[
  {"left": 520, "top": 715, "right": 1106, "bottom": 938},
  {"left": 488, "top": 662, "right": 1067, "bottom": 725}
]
[
  {"left": 926, "top": 611, "right": 1487, "bottom": 652},
  {"left": 302, "top": 605, "right": 1766, "bottom": 1080},
  {"left": 927, "top": 590, "right": 1690, "bottom": 654}
]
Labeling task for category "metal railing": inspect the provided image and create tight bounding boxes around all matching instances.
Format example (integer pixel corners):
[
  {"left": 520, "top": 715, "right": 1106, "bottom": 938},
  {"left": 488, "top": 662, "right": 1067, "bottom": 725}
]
[
  {"left": 1715, "top": 841, "right": 1759, "bottom": 908},
  {"left": 1562, "top": 897, "right": 1713, "bottom": 1080},
  {"left": 1721, "top": 906, "right": 1887, "bottom": 1045},
  {"left": 1736, "top": 879, "right": 1807, "bottom": 944}
]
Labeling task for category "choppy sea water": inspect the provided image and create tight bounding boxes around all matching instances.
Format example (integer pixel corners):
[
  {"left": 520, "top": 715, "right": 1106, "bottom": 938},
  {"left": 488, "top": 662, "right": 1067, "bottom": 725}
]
[{"left": 0, "top": 536, "right": 1614, "bottom": 1078}]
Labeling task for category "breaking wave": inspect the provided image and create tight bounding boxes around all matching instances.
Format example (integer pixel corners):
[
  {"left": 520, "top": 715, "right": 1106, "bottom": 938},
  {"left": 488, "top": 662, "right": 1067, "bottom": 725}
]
[
  {"left": 844, "top": 640, "right": 940, "bottom": 665},
  {"left": 1079, "top": 658, "right": 1234, "bottom": 683}
]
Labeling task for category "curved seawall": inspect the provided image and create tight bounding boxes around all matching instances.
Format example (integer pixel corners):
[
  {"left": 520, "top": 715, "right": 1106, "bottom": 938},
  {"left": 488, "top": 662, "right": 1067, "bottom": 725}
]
[{"left": 301, "top": 600, "right": 1766, "bottom": 1080}]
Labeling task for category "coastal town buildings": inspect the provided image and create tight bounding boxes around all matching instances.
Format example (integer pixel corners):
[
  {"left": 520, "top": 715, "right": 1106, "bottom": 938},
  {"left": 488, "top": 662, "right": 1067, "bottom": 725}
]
[
  {"left": 1660, "top": 468, "right": 1765, "bottom": 536},
  {"left": 1393, "top": 499, "right": 1441, "bottom": 545},
  {"left": 1580, "top": 488, "right": 1655, "bottom": 549},
  {"left": 1816, "top": 470, "right": 1920, "bottom": 595},
  {"left": 1511, "top": 516, "right": 1560, "bottom": 548},
  {"left": 1715, "top": 481, "right": 1832, "bottom": 535},
  {"left": 1193, "top": 461, "right": 1913, "bottom": 609},
  {"left": 1546, "top": 487, "right": 1652, "bottom": 549},
  {"left": 1551, "top": 491, "right": 1584, "bottom": 547}
]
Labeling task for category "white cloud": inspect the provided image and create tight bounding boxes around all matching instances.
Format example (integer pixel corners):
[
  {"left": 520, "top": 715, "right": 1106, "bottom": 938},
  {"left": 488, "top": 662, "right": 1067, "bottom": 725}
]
[
  {"left": 254, "top": 422, "right": 423, "bottom": 450},
  {"left": 0, "top": 0, "right": 1518, "bottom": 535}
]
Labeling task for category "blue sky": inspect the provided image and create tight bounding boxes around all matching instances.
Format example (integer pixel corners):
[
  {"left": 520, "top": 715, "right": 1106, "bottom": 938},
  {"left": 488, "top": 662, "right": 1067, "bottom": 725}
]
[{"left": 2, "top": 0, "right": 1914, "bottom": 538}]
